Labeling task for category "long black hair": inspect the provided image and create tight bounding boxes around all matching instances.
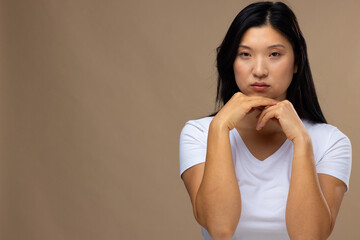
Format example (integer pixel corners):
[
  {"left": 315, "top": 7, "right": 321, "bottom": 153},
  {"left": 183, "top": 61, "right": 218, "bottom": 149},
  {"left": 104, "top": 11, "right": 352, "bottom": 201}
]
[{"left": 212, "top": 1, "right": 326, "bottom": 124}]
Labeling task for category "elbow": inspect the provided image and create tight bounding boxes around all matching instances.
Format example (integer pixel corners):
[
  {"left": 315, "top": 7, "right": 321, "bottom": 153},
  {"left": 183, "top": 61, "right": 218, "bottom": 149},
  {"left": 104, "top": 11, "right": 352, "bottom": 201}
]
[
  {"left": 208, "top": 229, "right": 235, "bottom": 240},
  {"left": 321, "top": 211, "right": 334, "bottom": 239},
  {"left": 207, "top": 224, "right": 236, "bottom": 240},
  {"left": 194, "top": 213, "right": 236, "bottom": 240},
  {"left": 193, "top": 198, "right": 240, "bottom": 240},
  {"left": 289, "top": 223, "right": 333, "bottom": 240},
  {"left": 328, "top": 217, "right": 335, "bottom": 237}
]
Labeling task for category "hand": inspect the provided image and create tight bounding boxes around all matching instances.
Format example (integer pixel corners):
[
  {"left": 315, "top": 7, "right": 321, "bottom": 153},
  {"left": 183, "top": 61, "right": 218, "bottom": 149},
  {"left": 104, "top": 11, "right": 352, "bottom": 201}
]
[
  {"left": 256, "top": 100, "right": 309, "bottom": 142},
  {"left": 213, "top": 92, "right": 278, "bottom": 131}
]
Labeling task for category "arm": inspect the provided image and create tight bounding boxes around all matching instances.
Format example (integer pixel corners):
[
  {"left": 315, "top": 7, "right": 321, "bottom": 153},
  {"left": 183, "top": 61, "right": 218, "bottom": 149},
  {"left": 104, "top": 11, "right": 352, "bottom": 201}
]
[
  {"left": 196, "top": 119, "right": 241, "bottom": 239},
  {"left": 182, "top": 120, "right": 240, "bottom": 240},
  {"left": 256, "top": 100, "right": 347, "bottom": 239},
  {"left": 181, "top": 93, "right": 278, "bottom": 240},
  {"left": 285, "top": 134, "right": 345, "bottom": 239}
]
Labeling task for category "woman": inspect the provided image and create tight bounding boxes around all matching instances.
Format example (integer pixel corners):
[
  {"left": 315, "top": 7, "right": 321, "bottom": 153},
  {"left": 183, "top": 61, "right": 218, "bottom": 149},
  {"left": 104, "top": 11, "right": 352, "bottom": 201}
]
[{"left": 179, "top": 2, "right": 352, "bottom": 240}]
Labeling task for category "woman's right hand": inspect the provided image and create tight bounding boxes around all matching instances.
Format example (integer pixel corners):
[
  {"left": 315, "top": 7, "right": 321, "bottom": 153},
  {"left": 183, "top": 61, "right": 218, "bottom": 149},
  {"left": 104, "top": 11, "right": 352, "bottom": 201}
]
[{"left": 212, "top": 92, "right": 279, "bottom": 131}]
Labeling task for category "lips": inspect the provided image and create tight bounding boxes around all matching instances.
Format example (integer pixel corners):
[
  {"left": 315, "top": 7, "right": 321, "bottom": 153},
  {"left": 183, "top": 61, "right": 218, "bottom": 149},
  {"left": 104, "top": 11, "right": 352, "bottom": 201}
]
[
  {"left": 251, "top": 82, "right": 269, "bottom": 87},
  {"left": 250, "top": 82, "right": 270, "bottom": 91}
]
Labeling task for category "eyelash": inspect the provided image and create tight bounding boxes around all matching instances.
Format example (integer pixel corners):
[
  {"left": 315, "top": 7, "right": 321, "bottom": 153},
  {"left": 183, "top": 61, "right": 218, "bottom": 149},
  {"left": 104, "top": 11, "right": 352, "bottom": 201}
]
[
  {"left": 238, "top": 52, "right": 281, "bottom": 57},
  {"left": 239, "top": 52, "right": 251, "bottom": 57},
  {"left": 270, "top": 52, "right": 281, "bottom": 57}
]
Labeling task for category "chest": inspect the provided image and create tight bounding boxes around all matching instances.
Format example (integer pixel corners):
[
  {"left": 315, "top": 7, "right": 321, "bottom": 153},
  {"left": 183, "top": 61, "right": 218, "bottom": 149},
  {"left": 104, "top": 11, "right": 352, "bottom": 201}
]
[
  {"left": 238, "top": 131, "right": 288, "bottom": 161},
  {"left": 227, "top": 129, "right": 294, "bottom": 239},
  {"left": 230, "top": 133, "right": 293, "bottom": 239}
]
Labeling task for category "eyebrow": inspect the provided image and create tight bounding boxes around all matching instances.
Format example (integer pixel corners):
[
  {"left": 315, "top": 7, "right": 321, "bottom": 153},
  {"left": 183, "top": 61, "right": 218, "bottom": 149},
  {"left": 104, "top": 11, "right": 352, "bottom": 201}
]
[{"left": 238, "top": 44, "right": 286, "bottom": 49}]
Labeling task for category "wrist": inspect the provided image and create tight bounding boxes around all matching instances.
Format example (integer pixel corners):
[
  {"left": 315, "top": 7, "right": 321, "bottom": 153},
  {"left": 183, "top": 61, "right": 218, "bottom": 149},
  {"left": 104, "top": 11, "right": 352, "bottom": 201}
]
[
  {"left": 292, "top": 140, "right": 315, "bottom": 164},
  {"left": 292, "top": 132, "right": 313, "bottom": 153},
  {"left": 210, "top": 117, "right": 230, "bottom": 133}
]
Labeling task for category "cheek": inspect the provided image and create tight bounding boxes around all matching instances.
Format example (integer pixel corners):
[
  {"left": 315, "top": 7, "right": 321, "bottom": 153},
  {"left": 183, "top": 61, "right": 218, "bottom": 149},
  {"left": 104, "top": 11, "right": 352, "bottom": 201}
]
[
  {"left": 273, "top": 59, "right": 295, "bottom": 80},
  {"left": 233, "top": 62, "right": 250, "bottom": 87},
  {"left": 233, "top": 61, "right": 242, "bottom": 76}
]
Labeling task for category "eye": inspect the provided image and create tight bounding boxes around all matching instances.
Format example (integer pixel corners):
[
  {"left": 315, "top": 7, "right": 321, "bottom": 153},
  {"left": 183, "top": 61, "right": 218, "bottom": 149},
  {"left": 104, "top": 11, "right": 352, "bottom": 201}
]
[
  {"left": 270, "top": 52, "right": 281, "bottom": 57},
  {"left": 239, "top": 52, "right": 251, "bottom": 57}
]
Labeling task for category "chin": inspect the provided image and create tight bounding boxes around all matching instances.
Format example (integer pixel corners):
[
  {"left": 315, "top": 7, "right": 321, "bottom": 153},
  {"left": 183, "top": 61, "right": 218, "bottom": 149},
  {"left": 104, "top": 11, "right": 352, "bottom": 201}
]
[{"left": 248, "top": 92, "right": 273, "bottom": 98}]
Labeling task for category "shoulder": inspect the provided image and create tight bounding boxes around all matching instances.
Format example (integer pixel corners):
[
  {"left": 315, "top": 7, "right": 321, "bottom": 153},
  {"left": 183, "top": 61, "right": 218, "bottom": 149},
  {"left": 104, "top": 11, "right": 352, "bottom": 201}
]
[
  {"left": 182, "top": 116, "right": 214, "bottom": 133},
  {"left": 179, "top": 116, "right": 214, "bottom": 176},
  {"left": 179, "top": 116, "right": 214, "bottom": 146},
  {"left": 302, "top": 119, "right": 350, "bottom": 146},
  {"left": 302, "top": 119, "right": 352, "bottom": 190},
  {"left": 302, "top": 119, "right": 337, "bottom": 133},
  {"left": 302, "top": 119, "right": 351, "bottom": 155}
]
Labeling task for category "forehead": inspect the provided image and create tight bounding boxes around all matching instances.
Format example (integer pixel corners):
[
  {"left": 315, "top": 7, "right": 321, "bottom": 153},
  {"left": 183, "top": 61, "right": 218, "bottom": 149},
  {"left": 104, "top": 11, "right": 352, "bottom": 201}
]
[{"left": 239, "top": 25, "right": 292, "bottom": 48}]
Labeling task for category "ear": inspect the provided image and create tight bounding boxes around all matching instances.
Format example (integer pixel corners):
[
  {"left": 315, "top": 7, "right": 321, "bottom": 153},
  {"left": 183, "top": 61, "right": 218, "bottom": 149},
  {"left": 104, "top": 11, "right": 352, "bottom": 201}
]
[{"left": 294, "top": 64, "right": 298, "bottom": 74}]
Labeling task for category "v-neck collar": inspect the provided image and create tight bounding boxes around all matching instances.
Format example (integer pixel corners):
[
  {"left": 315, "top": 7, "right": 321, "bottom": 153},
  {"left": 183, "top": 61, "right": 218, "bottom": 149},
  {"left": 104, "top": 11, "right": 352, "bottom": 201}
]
[{"left": 233, "top": 129, "right": 291, "bottom": 165}]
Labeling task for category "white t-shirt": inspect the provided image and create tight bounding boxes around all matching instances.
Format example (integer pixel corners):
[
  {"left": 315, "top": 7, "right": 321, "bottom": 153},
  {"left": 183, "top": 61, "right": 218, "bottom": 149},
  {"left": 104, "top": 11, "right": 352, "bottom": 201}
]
[{"left": 179, "top": 116, "right": 352, "bottom": 240}]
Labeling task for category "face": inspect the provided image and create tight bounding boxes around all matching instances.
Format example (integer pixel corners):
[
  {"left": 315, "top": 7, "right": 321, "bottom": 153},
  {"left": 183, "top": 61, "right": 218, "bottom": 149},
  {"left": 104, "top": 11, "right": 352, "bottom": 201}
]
[{"left": 233, "top": 25, "right": 297, "bottom": 101}]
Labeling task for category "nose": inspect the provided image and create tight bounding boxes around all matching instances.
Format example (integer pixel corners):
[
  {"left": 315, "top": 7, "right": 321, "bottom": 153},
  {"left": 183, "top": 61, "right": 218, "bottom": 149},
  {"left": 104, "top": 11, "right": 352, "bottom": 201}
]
[{"left": 252, "top": 57, "right": 268, "bottom": 78}]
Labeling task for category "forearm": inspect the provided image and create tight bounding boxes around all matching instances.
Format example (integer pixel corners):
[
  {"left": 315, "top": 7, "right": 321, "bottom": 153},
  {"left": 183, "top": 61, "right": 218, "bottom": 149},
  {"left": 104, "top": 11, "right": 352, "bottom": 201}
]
[
  {"left": 195, "top": 120, "right": 241, "bottom": 238},
  {"left": 286, "top": 135, "right": 332, "bottom": 239}
]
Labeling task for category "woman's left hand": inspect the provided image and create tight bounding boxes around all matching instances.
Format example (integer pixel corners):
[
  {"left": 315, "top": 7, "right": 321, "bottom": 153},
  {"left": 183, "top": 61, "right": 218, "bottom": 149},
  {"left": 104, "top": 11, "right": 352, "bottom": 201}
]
[{"left": 256, "top": 100, "right": 309, "bottom": 143}]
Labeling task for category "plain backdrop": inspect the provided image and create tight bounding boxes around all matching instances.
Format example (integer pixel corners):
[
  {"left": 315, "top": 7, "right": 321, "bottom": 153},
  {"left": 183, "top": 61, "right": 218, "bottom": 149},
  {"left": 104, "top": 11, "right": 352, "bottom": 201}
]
[{"left": 0, "top": 0, "right": 359, "bottom": 239}]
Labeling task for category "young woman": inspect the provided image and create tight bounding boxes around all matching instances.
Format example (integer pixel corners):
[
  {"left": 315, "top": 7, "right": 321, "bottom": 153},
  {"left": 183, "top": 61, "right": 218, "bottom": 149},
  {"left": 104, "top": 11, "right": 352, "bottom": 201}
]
[{"left": 179, "top": 2, "right": 352, "bottom": 240}]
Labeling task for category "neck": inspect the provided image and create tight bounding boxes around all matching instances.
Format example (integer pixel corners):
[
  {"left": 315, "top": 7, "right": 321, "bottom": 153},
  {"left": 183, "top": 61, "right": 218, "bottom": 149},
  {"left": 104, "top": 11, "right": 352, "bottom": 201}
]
[{"left": 236, "top": 108, "right": 283, "bottom": 136}]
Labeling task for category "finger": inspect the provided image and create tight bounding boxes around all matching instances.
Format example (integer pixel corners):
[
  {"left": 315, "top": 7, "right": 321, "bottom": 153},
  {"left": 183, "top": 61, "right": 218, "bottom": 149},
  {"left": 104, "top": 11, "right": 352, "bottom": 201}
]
[
  {"left": 254, "top": 103, "right": 276, "bottom": 112},
  {"left": 248, "top": 101, "right": 278, "bottom": 118},
  {"left": 256, "top": 106, "right": 279, "bottom": 130},
  {"left": 247, "top": 98, "right": 279, "bottom": 110},
  {"left": 257, "top": 104, "right": 276, "bottom": 121},
  {"left": 255, "top": 102, "right": 279, "bottom": 121},
  {"left": 242, "top": 100, "right": 276, "bottom": 116}
]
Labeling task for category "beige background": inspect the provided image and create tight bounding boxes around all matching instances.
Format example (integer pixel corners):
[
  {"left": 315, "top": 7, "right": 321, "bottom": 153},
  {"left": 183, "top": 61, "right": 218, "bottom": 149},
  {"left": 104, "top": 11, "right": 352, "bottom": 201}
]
[{"left": 0, "top": 0, "right": 359, "bottom": 239}]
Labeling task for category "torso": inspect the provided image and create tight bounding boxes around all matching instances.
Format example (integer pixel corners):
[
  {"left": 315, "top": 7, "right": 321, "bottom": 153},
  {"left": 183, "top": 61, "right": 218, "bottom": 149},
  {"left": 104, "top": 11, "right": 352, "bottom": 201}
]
[{"left": 180, "top": 116, "right": 351, "bottom": 240}]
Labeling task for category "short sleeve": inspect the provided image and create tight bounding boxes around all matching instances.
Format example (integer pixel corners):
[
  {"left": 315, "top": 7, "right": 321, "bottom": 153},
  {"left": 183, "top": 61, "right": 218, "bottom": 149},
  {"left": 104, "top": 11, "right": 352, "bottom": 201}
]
[
  {"left": 179, "top": 121, "right": 208, "bottom": 178},
  {"left": 316, "top": 128, "right": 352, "bottom": 191}
]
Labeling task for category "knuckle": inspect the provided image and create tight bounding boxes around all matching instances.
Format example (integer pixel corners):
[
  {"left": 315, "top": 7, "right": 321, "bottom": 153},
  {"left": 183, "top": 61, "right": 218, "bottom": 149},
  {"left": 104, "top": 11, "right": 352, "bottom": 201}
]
[
  {"left": 278, "top": 102, "right": 286, "bottom": 108},
  {"left": 234, "top": 92, "right": 242, "bottom": 98},
  {"left": 231, "top": 92, "right": 238, "bottom": 100},
  {"left": 283, "top": 100, "right": 292, "bottom": 106}
]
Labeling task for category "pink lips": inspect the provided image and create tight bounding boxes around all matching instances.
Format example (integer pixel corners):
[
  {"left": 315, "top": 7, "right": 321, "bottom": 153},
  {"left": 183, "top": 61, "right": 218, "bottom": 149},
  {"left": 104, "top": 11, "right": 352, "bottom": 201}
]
[{"left": 250, "top": 82, "right": 269, "bottom": 91}]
